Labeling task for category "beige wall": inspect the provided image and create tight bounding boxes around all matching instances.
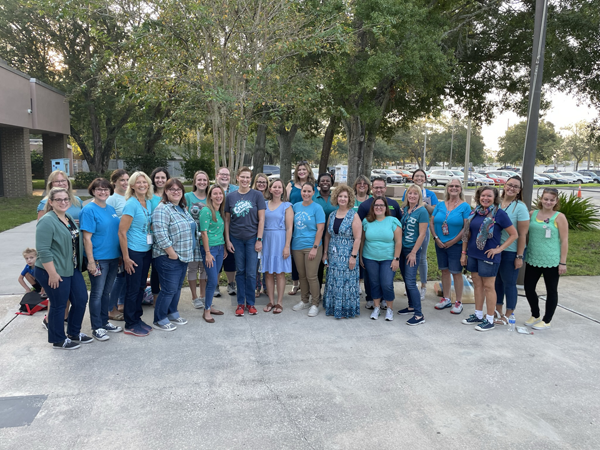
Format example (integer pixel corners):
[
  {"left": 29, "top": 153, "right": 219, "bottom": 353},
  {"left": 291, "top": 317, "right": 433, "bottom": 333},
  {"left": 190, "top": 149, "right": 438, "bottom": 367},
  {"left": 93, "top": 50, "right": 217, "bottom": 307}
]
[
  {"left": 0, "top": 67, "right": 33, "bottom": 129},
  {"left": 30, "top": 80, "right": 70, "bottom": 135}
]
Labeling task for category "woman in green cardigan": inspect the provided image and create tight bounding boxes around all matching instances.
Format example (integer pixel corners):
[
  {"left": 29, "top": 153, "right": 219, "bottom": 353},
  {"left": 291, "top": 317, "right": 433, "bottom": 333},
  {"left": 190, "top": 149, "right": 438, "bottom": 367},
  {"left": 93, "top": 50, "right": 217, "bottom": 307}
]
[{"left": 35, "top": 187, "right": 91, "bottom": 350}]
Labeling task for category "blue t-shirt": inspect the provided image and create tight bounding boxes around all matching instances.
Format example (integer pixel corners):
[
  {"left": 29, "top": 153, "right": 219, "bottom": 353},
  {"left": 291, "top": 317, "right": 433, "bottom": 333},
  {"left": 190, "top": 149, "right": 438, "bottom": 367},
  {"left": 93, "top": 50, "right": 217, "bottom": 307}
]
[
  {"left": 37, "top": 196, "right": 83, "bottom": 221},
  {"left": 500, "top": 200, "right": 529, "bottom": 252},
  {"left": 292, "top": 202, "right": 326, "bottom": 250},
  {"left": 467, "top": 208, "right": 513, "bottom": 263},
  {"left": 402, "top": 187, "right": 439, "bottom": 208},
  {"left": 362, "top": 216, "right": 402, "bottom": 261},
  {"left": 122, "top": 197, "right": 153, "bottom": 252},
  {"left": 106, "top": 193, "right": 127, "bottom": 218},
  {"left": 432, "top": 201, "right": 472, "bottom": 243},
  {"left": 79, "top": 202, "right": 122, "bottom": 260},
  {"left": 401, "top": 206, "right": 430, "bottom": 249},
  {"left": 21, "top": 264, "right": 35, "bottom": 277}
]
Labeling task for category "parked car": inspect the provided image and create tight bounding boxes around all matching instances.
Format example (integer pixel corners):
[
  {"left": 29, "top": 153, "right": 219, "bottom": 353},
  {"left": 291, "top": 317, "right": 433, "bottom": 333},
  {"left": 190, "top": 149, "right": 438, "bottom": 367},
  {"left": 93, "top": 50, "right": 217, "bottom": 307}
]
[
  {"left": 543, "top": 168, "right": 560, "bottom": 173},
  {"left": 578, "top": 170, "right": 600, "bottom": 183},
  {"left": 472, "top": 173, "right": 495, "bottom": 186},
  {"left": 370, "top": 169, "right": 403, "bottom": 183},
  {"left": 543, "top": 173, "right": 575, "bottom": 184},
  {"left": 485, "top": 171, "right": 509, "bottom": 186},
  {"left": 393, "top": 169, "right": 413, "bottom": 182},
  {"left": 262, "top": 165, "right": 280, "bottom": 177},
  {"left": 428, "top": 169, "right": 462, "bottom": 186},
  {"left": 559, "top": 172, "right": 594, "bottom": 184}
]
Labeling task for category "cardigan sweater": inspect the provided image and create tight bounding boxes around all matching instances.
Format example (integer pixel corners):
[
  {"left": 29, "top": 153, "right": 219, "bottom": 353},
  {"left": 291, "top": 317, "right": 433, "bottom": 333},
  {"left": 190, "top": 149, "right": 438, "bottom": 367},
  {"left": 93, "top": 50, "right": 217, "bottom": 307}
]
[{"left": 35, "top": 211, "right": 84, "bottom": 277}]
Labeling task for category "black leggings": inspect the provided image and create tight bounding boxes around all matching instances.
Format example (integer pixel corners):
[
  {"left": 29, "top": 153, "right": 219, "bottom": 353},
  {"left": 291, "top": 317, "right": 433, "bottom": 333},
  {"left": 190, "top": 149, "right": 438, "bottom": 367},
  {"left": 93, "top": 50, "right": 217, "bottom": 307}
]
[{"left": 524, "top": 263, "right": 560, "bottom": 323}]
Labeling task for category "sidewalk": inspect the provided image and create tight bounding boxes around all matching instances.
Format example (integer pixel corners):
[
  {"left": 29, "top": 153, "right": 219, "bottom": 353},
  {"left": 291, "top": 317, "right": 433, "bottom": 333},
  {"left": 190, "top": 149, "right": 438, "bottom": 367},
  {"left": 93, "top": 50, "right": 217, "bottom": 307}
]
[{"left": 1, "top": 220, "right": 599, "bottom": 448}]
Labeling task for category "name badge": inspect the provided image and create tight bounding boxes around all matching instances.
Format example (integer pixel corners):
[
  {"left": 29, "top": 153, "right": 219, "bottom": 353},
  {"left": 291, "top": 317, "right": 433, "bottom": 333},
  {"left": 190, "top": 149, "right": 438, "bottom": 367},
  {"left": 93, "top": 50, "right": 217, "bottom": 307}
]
[
  {"left": 147, "top": 234, "right": 154, "bottom": 245},
  {"left": 545, "top": 228, "right": 551, "bottom": 239}
]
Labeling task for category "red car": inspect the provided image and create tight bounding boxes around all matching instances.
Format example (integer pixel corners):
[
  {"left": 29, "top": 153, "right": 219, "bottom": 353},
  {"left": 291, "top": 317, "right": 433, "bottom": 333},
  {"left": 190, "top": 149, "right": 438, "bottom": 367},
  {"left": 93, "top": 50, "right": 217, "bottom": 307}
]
[
  {"left": 393, "top": 169, "right": 413, "bottom": 182},
  {"left": 484, "top": 171, "right": 508, "bottom": 186}
]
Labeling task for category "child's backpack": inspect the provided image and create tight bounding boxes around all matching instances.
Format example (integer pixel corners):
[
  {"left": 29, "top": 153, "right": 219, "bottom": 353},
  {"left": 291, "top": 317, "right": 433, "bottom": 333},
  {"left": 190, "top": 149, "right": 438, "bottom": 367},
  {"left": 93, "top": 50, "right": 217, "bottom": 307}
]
[{"left": 16, "top": 291, "right": 48, "bottom": 315}]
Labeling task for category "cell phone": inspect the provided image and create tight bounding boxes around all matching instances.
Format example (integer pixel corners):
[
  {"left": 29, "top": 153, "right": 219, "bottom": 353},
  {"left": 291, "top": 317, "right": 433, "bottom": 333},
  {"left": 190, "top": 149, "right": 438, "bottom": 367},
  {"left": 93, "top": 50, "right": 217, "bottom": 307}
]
[{"left": 95, "top": 262, "right": 102, "bottom": 276}]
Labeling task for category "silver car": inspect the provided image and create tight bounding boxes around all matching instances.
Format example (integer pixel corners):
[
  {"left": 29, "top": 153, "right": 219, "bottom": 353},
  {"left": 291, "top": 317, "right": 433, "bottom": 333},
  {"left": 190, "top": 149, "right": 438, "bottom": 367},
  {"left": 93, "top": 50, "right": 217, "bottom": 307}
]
[{"left": 559, "top": 172, "right": 594, "bottom": 184}]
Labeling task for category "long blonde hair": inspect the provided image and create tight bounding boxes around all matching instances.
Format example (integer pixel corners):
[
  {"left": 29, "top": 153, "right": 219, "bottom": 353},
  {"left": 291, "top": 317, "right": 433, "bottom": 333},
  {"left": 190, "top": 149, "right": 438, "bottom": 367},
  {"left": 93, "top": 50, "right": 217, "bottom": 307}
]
[{"left": 402, "top": 184, "right": 425, "bottom": 209}]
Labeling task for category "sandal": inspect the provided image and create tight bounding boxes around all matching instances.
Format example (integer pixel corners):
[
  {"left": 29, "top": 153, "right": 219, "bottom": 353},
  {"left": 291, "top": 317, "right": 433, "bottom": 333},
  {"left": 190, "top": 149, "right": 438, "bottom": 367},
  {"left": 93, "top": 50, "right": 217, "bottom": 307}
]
[
  {"left": 263, "top": 303, "right": 274, "bottom": 313},
  {"left": 288, "top": 285, "right": 299, "bottom": 295},
  {"left": 494, "top": 315, "right": 509, "bottom": 325},
  {"left": 255, "top": 290, "right": 262, "bottom": 298},
  {"left": 109, "top": 312, "right": 124, "bottom": 321},
  {"left": 273, "top": 304, "right": 283, "bottom": 314}
]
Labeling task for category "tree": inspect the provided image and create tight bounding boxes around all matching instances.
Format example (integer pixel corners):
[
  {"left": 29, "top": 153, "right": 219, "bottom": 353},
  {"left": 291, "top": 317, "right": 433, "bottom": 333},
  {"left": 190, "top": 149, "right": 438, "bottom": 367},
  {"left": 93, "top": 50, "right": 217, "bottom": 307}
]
[
  {"left": 496, "top": 120, "right": 562, "bottom": 166},
  {"left": 561, "top": 122, "right": 593, "bottom": 171}
]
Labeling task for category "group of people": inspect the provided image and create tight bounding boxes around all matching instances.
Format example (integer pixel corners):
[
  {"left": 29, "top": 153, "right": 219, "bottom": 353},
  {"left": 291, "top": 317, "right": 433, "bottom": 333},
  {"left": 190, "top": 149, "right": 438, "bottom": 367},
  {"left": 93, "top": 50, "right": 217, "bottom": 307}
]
[{"left": 29, "top": 163, "right": 569, "bottom": 350}]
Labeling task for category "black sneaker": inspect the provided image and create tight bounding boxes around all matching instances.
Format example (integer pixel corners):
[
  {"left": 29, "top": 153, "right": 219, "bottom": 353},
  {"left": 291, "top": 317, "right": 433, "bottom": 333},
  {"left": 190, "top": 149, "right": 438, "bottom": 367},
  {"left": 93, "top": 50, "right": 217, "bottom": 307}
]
[
  {"left": 68, "top": 333, "right": 94, "bottom": 344},
  {"left": 53, "top": 338, "right": 81, "bottom": 350},
  {"left": 42, "top": 316, "right": 48, "bottom": 330}
]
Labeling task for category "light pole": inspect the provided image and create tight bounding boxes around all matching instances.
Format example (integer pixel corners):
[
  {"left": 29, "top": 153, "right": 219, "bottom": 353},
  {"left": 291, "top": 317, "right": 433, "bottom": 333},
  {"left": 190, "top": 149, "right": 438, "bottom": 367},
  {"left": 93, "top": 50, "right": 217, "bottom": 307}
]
[
  {"left": 449, "top": 120, "right": 455, "bottom": 169},
  {"left": 423, "top": 129, "right": 427, "bottom": 170}
]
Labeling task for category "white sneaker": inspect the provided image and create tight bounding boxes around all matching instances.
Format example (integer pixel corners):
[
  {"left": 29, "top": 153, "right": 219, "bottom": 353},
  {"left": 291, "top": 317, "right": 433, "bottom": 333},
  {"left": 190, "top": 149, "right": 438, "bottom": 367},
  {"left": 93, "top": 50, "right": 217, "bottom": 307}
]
[
  {"left": 370, "top": 307, "right": 380, "bottom": 320},
  {"left": 192, "top": 298, "right": 205, "bottom": 309},
  {"left": 450, "top": 301, "right": 463, "bottom": 314},
  {"left": 420, "top": 287, "right": 427, "bottom": 300},
  {"left": 227, "top": 282, "right": 236, "bottom": 295},
  {"left": 380, "top": 300, "right": 388, "bottom": 310},
  {"left": 435, "top": 297, "right": 452, "bottom": 310},
  {"left": 385, "top": 309, "right": 394, "bottom": 321},
  {"left": 365, "top": 300, "right": 374, "bottom": 310},
  {"left": 308, "top": 305, "right": 319, "bottom": 317},
  {"left": 292, "top": 301, "right": 310, "bottom": 311}
]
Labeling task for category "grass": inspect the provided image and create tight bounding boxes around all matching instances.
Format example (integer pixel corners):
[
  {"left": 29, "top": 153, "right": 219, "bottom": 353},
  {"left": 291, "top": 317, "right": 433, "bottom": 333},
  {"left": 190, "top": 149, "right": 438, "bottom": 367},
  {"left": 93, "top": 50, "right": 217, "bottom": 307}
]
[
  {"left": 0, "top": 196, "right": 40, "bottom": 232},
  {"left": 32, "top": 179, "right": 46, "bottom": 190}
]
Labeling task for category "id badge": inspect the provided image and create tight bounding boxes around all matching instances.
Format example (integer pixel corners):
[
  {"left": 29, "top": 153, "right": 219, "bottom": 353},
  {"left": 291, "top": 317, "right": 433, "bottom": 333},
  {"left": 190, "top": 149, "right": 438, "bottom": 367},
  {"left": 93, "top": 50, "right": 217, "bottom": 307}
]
[
  {"left": 545, "top": 228, "right": 551, "bottom": 239},
  {"left": 147, "top": 234, "right": 153, "bottom": 245},
  {"left": 441, "top": 222, "right": 449, "bottom": 236}
]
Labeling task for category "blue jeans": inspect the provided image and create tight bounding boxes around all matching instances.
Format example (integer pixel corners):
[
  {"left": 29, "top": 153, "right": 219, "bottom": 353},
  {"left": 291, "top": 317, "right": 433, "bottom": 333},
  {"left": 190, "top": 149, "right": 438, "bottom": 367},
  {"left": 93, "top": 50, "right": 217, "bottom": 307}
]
[
  {"left": 363, "top": 257, "right": 396, "bottom": 301},
  {"left": 400, "top": 247, "right": 422, "bottom": 316},
  {"left": 417, "top": 228, "right": 430, "bottom": 285},
  {"left": 88, "top": 258, "right": 119, "bottom": 330},
  {"left": 151, "top": 258, "right": 160, "bottom": 295},
  {"left": 124, "top": 249, "right": 152, "bottom": 329},
  {"left": 153, "top": 255, "right": 187, "bottom": 326},
  {"left": 230, "top": 236, "right": 259, "bottom": 306},
  {"left": 495, "top": 249, "right": 526, "bottom": 311},
  {"left": 109, "top": 270, "right": 126, "bottom": 310},
  {"left": 202, "top": 245, "right": 224, "bottom": 310},
  {"left": 35, "top": 267, "right": 88, "bottom": 344}
]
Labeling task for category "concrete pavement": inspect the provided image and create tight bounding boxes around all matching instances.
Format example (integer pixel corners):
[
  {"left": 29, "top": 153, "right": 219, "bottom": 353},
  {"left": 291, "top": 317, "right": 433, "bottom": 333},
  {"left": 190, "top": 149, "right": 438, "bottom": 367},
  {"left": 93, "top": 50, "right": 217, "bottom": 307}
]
[{"left": 0, "top": 218, "right": 599, "bottom": 448}]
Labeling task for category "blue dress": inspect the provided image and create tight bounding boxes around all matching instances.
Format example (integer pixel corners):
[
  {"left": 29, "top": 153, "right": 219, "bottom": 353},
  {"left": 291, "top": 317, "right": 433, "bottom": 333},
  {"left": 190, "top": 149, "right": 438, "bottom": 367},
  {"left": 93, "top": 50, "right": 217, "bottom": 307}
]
[
  {"left": 261, "top": 201, "right": 292, "bottom": 274},
  {"left": 323, "top": 210, "right": 360, "bottom": 318}
]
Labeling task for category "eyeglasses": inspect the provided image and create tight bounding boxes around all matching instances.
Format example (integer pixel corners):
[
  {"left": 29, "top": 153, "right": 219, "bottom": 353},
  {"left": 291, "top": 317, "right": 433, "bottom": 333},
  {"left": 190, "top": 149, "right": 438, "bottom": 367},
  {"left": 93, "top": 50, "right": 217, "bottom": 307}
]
[
  {"left": 505, "top": 184, "right": 521, "bottom": 190},
  {"left": 256, "top": 181, "right": 267, "bottom": 185},
  {"left": 218, "top": 172, "right": 230, "bottom": 177},
  {"left": 53, "top": 198, "right": 70, "bottom": 203},
  {"left": 448, "top": 185, "right": 461, "bottom": 189},
  {"left": 374, "top": 204, "right": 386, "bottom": 208},
  {"left": 95, "top": 188, "right": 110, "bottom": 193},
  {"left": 52, "top": 179, "right": 68, "bottom": 184},
  {"left": 168, "top": 188, "right": 183, "bottom": 193}
]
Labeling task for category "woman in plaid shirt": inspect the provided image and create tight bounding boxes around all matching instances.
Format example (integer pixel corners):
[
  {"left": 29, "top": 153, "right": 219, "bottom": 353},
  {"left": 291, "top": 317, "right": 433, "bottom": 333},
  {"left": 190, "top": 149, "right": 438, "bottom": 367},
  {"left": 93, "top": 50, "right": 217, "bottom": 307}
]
[{"left": 151, "top": 179, "right": 197, "bottom": 331}]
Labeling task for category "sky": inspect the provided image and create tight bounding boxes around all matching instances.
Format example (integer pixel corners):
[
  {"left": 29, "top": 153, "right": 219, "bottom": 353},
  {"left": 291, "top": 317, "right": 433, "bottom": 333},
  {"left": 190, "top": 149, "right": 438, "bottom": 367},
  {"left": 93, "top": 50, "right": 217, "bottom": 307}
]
[{"left": 481, "top": 91, "right": 599, "bottom": 155}]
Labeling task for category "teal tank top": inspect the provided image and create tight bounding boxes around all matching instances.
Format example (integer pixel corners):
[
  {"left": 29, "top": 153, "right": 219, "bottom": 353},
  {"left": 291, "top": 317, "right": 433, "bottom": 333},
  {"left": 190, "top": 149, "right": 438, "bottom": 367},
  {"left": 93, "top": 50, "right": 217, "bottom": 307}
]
[{"left": 526, "top": 210, "right": 561, "bottom": 268}]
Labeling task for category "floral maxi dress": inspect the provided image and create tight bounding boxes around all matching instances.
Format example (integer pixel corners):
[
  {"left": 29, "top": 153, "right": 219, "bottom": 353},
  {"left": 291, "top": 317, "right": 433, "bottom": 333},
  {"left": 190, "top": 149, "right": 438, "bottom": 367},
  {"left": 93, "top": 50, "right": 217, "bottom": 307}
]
[{"left": 323, "top": 209, "right": 360, "bottom": 318}]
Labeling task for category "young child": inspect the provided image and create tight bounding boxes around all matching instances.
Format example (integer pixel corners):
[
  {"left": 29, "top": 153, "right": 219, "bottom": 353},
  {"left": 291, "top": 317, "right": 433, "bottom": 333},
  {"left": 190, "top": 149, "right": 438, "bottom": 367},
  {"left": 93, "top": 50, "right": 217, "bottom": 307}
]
[{"left": 18, "top": 248, "right": 46, "bottom": 298}]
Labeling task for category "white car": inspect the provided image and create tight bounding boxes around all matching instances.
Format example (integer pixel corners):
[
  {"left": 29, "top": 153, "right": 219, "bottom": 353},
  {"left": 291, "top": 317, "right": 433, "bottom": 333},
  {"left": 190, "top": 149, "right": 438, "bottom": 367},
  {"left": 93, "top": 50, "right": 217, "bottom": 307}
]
[
  {"left": 428, "top": 169, "right": 463, "bottom": 186},
  {"left": 370, "top": 169, "right": 403, "bottom": 183},
  {"left": 559, "top": 172, "right": 594, "bottom": 184},
  {"left": 471, "top": 173, "right": 495, "bottom": 186}
]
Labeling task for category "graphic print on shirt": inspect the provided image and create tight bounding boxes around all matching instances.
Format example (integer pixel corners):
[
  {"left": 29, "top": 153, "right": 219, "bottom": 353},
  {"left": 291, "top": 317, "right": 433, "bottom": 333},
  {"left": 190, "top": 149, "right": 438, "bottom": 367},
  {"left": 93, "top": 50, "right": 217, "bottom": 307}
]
[
  {"left": 232, "top": 199, "right": 253, "bottom": 218},
  {"left": 295, "top": 211, "right": 311, "bottom": 229},
  {"left": 404, "top": 216, "right": 418, "bottom": 242}
]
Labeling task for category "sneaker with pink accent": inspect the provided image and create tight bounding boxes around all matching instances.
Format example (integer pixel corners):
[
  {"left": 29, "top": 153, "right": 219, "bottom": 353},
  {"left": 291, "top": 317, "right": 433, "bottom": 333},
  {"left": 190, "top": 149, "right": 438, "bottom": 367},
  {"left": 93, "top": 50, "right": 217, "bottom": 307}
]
[
  {"left": 435, "top": 297, "right": 452, "bottom": 310},
  {"left": 450, "top": 301, "right": 463, "bottom": 314}
]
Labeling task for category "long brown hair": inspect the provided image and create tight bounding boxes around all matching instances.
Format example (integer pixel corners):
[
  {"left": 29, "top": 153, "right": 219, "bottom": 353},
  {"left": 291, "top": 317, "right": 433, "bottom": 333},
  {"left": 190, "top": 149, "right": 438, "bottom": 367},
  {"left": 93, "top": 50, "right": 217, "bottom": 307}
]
[
  {"left": 366, "top": 196, "right": 390, "bottom": 222},
  {"left": 206, "top": 185, "right": 225, "bottom": 222},
  {"left": 161, "top": 179, "right": 187, "bottom": 208}
]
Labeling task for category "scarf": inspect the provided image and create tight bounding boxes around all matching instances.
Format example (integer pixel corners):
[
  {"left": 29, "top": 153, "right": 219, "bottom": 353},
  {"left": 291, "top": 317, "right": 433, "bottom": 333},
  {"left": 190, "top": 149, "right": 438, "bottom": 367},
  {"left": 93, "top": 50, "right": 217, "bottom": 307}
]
[{"left": 464, "top": 205, "right": 497, "bottom": 250}]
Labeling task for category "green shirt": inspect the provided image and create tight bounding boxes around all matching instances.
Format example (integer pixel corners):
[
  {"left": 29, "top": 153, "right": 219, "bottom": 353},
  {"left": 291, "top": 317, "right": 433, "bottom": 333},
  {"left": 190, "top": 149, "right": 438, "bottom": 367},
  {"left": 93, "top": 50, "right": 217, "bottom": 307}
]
[
  {"left": 526, "top": 211, "right": 561, "bottom": 268},
  {"left": 199, "top": 207, "right": 225, "bottom": 247},
  {"left": 35, "top": 212, "right": 84, "bottom": 277}
]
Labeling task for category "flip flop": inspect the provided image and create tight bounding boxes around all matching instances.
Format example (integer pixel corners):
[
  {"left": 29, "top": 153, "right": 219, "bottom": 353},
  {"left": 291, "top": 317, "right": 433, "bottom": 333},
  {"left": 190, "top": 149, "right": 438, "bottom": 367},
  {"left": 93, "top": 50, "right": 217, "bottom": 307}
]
[
  {"left": 494, "top": 315, "right": 509, "bottom": 325},
  {"left": 273, "top": 304, "right": 283, "bottom": 314},
  {"left": 263, "top": 303, "right": 274, "bottom": 313}
]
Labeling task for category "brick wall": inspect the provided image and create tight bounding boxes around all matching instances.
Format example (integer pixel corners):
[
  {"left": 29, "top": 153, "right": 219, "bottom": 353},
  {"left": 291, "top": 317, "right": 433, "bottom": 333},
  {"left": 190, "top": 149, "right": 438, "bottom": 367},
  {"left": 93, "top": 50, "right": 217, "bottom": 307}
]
[{"left": 0, "top": 127, "right": 33, "bottom": 197}]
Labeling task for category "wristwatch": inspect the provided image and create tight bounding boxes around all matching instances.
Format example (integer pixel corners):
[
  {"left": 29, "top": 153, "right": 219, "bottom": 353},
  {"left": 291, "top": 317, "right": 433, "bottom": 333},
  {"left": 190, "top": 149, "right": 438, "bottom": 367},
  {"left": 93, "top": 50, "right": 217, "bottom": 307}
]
[
  {"left": 350, "top": 254, "right": 357, "bottom": 258},
  {"left": 516, "top": 254, "right": 523, "bottom": 259},
  {"left": 257, "top": 237, "right": 262, "bottom": 242},
  {"left": 394, "top": 257, "right": 400, "bottom": 261},
  {"left": 313, "top": 245, "right": 318, "bottom": 249}
]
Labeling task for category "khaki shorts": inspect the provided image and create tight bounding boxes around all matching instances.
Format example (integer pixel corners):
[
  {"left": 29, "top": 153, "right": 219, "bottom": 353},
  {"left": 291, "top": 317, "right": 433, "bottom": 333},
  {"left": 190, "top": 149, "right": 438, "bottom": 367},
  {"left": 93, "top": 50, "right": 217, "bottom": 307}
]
[{"left": 187, "top": 260, "right": 207, "bottom": 281}]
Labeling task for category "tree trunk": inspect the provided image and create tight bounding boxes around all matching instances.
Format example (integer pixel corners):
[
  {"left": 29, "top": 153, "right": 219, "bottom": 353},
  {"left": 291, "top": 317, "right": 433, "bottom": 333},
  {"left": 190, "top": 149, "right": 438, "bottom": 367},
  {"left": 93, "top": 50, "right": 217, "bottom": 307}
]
[
  {"left": 363, "top": 128, "right": 377, "bottom": 177},
  {"left": 253, "top": 123, "right": 267, "bottom": 178},
  {"left": 277, "top": 123, "right": 298, "bottom": 187},
  {"left": 343, "top": 115, "right": 365, "bottom": 187},
  {"left": 319, "top": 116, "right": 339, "bottom": 176}
]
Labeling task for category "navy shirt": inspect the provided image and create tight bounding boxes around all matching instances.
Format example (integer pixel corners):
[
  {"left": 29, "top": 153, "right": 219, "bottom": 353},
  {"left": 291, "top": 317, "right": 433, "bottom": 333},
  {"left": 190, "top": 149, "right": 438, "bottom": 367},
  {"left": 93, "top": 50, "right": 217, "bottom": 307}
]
[{"left": 467, "top": 208, "right": 513, "bottom": 263}]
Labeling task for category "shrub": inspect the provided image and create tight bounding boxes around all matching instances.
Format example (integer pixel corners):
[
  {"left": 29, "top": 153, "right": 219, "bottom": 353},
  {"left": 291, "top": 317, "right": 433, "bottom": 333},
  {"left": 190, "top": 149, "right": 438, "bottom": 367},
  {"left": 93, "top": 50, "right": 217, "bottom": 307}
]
[
  {"left": 555, "top": 192, "right": 600, "bottom": 231},
  {"left": 123, "top": 154, "right": 169, "bottom": 176},
  {"left": 181, "top": 154, "right": 215, "bottom": 182},
  {"left": 73, "top": 171, "right": 113, "bottom": 189},
  {"left": 31, "top": 152, "right": 44, "bottom": 178}
]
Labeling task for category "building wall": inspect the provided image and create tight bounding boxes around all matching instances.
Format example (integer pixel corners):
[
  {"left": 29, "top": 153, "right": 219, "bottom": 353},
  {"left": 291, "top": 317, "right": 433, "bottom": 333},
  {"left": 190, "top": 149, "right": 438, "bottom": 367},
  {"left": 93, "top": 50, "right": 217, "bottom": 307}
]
[
  {"left": 30, "top": 80, "right": 70, "bottom": 135},
  {"left": 0, "top": 66, "right": 32, "bottom": 130},
  {"left": 0, "top": 127, "right": 33, "bottom": 197}
]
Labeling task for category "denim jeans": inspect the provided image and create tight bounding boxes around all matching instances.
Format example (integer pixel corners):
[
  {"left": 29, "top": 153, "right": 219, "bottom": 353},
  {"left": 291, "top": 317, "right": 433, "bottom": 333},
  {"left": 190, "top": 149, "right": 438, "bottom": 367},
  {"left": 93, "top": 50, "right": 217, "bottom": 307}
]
[
  {"left": 153, "top": 255, "right": 187, "bottom": 326},
  {"left": 201, "top": 245, "right": 224, "bottom": 310},
  {"left": 495, "top": 249, "right": 526, "bottom": 311},
  {"left": 417, "top": 228, "right": 430, "bottom": 285},
  {"left": 230, "top": 236, "right": 259, "bottom": 306},
  {"left": 124, "top": 249, "right": 152, "bottom": 329},
  {"left": 88, "top": 258, "right": 119, "bottom": 330},
  {"left": 109, "top": 270, "right": 126, "bottom": 310},
  {"left": 35, "top": 267, "right": 88, "bottom": 344},
  {"left": 362, "top": 257, "right": 396, "bottom": 302},
  {"left": 400, "top": 247, "right": 422, "bottom": 316},
  {"left": 151, "top": 258, "right": 160, "bottom": 295}
]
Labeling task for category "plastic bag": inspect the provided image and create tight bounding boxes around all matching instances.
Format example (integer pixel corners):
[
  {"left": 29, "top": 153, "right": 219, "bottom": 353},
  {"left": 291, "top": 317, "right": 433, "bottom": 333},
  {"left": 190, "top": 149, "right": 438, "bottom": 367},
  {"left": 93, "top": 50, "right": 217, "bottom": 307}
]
[{"left": 450, "top": 274, "right": 475, "bottom": 304}]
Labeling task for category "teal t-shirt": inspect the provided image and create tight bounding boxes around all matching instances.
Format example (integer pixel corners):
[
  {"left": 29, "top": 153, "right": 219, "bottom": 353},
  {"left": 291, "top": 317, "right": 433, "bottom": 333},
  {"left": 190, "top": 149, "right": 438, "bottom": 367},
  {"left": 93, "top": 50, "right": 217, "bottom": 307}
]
[
  {"left": 150, "top": 194, "right": 162, "bottom": 212},
  {"left": 185, "top": 191, "right": 207, "bottom": 213},
  {"left": 199, "top": 207, "right": 225, "bottom": 247},
  {"left": 122, "top": 197, "right": 153, "bottom": 252},
  {"left": 314, "top": 192, "right": 338, "bottom": 218},
  {"left": 500, "top": 200, "right": 529, "bottom": 252},
  {"left": 432, "top": 201, "right": 472, "bottom": 243},
  {"left": 292, "top": 202, "right": 326, "bottom": 250},
  {"left": 79, "top": 202, "right": 122, "bottom": 260},
  {"left": 401, "top": 206, "right": 430, "bottom": 249},
  {"left": 362, "top": 216, "right": 402, "bottom": 261},
  {"left": 354, "top": 195, "right": 372, "bottom": 212}
]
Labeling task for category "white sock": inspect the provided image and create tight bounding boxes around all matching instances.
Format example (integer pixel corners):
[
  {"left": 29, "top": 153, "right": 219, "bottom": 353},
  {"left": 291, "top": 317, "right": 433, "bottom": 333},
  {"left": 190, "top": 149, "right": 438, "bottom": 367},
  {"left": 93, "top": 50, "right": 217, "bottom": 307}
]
[
  {"left": 487, "top": 314, "right": 495, "bottom": 325},
  {"left": 475, "top": 310, "right": 483, "bottom": 319}
]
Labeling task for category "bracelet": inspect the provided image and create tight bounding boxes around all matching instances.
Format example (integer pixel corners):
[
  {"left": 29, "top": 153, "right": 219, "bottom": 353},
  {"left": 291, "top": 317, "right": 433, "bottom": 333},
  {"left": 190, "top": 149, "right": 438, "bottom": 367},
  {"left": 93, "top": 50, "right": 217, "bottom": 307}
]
[
  {"left": 559, "top": 263, "right": 567, "bottom": 266},
  {"left": 461, "top": 251, "right": 467, "bottom": 255}
]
